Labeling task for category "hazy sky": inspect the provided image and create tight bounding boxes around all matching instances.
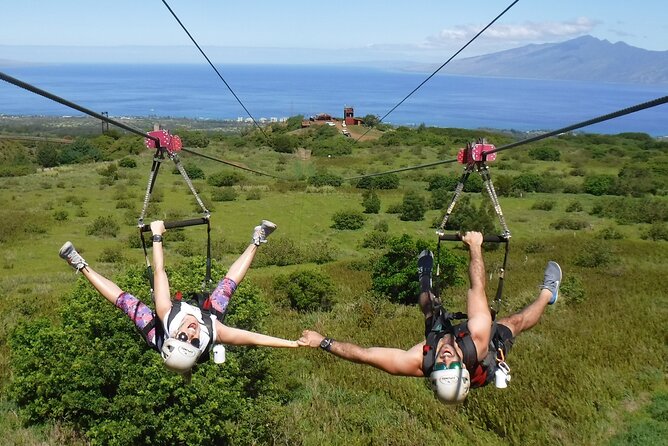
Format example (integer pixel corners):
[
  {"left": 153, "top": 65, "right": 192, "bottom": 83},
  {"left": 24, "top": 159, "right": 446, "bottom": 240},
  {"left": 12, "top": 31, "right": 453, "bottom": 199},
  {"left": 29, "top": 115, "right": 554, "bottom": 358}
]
[{"left": 1, "top": 0, "right": 666, "bottom": 64}]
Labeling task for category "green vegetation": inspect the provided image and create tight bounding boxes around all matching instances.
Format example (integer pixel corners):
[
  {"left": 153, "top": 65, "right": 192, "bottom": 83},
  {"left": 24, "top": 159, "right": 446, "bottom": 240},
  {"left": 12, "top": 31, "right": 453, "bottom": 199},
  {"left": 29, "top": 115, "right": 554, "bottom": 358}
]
[{"left": 0, "top": 118, "right": 667, "bottom": 445}]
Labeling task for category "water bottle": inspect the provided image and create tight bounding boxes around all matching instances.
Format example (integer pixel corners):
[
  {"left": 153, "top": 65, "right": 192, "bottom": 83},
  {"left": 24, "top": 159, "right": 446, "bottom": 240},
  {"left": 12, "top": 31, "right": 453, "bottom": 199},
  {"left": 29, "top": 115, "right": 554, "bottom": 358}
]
[{"left": 213, "top": 344, "right": 226, "bottom": 364}]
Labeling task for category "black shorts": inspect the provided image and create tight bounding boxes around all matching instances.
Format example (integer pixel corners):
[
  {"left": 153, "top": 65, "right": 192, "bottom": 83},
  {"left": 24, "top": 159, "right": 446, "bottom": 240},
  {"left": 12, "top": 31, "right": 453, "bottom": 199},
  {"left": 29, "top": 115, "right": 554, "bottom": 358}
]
[{"left": 494, "top": 323, "right": 516, "bottom": 355}]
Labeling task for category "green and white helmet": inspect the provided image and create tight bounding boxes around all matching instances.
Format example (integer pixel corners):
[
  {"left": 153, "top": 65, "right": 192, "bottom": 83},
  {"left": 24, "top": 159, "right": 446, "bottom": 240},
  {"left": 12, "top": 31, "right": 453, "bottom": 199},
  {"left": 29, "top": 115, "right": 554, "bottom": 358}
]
[{"left": 429, "top": 362, "right": 471, "bottom": 404}]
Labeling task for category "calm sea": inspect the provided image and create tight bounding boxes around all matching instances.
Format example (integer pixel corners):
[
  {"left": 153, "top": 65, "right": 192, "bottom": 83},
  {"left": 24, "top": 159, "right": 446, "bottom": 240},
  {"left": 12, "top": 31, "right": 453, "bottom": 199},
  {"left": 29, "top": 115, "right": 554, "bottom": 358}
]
[{"left": 1, "top": 64, "right": 667, "bottom": 136}]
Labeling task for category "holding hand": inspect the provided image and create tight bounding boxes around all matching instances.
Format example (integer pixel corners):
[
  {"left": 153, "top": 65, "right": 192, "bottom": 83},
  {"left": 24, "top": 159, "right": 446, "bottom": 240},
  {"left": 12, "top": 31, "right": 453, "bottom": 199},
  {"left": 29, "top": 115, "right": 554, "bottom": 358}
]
[
  {"left": 150, "top": 220, "right": 166, "bottom": 236},
  {"left": 461, "top": 231, "right": 483, "bottom": 248},
  {"left": 299, "top": 330, "right": 325, "bottom": 348}
]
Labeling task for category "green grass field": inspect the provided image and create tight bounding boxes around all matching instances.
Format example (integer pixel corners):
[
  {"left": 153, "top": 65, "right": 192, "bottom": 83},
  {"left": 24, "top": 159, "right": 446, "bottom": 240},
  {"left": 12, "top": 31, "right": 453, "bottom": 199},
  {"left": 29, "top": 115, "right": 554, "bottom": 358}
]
[{"left": 0, "top": 126, "right": 666, "bottom": 445}]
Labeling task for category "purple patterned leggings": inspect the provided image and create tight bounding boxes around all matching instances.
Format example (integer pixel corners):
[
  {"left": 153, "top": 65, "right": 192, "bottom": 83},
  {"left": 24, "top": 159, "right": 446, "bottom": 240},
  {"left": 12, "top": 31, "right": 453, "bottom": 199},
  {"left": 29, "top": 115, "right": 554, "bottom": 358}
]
[{"left": 115, "top": 277, "right": 238, "bottom": 348}]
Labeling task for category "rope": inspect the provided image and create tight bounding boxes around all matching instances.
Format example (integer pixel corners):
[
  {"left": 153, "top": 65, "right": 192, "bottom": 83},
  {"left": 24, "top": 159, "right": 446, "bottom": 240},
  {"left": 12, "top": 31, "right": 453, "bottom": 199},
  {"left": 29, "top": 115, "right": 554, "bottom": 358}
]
[
  {"left": 0, "top": 71, "right": 158, "bottom": 145},
  {"left": 161, "top": 0, "right": 271, "bottom": 144},
  {"left": 355, "top": 0, "right": 521, "bottom": 142}
]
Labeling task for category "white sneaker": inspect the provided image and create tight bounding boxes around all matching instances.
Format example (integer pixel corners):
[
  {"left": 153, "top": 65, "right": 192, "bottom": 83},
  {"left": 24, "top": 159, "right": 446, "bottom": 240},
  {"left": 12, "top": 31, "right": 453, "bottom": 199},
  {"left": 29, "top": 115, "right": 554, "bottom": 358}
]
[
  {"left": 59, "top": 241, "right": 88, "bottom": 272},
  {"left": 541, "top": 261, "right": 562, "bottom": 305},
  {"left": 252, "top": 220, "right": 277, "bottom": 245}
]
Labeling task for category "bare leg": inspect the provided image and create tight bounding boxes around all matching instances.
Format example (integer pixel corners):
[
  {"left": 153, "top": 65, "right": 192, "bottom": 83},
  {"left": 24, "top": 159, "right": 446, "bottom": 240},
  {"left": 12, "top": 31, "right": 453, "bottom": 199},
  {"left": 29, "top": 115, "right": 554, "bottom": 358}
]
[
  {"left": 225, "top": 243, "right": 258, "bottom": 285},
  {"left": 497, "top": 289, "right": 552, "bottom": 336},
  {"left": 80, "top": 266, "right": 123, "bottom": 305}
]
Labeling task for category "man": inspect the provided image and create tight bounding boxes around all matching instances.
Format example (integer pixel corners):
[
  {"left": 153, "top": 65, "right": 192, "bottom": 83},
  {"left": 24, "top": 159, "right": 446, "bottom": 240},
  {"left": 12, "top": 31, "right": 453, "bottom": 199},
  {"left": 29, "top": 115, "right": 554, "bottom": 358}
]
[
  {"left": 60, "top": 219, "right": 306, "bottom": 375},
  {"left": 300, "top": 231, "right": 561, "bottom": 403}
]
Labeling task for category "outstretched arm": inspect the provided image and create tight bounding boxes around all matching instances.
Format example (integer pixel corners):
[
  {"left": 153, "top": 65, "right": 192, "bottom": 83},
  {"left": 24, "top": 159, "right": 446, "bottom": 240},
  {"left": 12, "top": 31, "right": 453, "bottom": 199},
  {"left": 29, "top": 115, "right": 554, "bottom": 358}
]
[
  {"left": 300, "top": 330, "right": 425, "bottom": 377},
  {"left": 461, "top": 231, "right": 492, "bottom": 360},
  {"left": 151, "top": 220, "right": 172, "bottom": 321},
  {"left": 216, "top": 322, "right": 303, "bottom": 348}
]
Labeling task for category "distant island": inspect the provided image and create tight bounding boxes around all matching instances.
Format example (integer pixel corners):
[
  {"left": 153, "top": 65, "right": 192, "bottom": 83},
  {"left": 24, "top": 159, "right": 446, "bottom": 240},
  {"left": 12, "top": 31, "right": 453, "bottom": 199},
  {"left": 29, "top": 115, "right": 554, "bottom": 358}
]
[{"left": 415, "top": 35, "right": 668, "bottom": 85}]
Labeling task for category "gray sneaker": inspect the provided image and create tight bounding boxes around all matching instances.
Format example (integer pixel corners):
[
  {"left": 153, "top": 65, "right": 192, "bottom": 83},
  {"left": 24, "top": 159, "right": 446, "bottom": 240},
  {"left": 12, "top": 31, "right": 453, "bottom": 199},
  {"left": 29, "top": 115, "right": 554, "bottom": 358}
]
[
  {"left": 59, "top": 241, "right": 88, "bottom": 272},
  {"left": 252, "top": 220, "right": 277, "bottom": 245},
  {"left": 541, "top": 261, "right": 562, "bottom": 305}
]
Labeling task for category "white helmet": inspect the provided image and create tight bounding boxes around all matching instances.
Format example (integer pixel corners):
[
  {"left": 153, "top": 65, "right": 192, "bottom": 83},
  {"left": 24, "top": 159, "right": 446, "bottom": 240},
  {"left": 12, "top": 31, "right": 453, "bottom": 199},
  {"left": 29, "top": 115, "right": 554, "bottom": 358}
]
[
  {"left": 161, "top": 337, "right": 201, "bottom": 374},
  {"left": 429, "top": 363, "right": 471, "bottom": 404}
]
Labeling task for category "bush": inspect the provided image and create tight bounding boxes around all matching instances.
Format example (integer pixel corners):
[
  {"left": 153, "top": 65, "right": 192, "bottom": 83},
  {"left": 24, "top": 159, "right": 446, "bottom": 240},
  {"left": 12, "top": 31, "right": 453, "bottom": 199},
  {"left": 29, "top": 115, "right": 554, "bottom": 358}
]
[
  {"left": 97, "top": 247, "right": 126, "bottom": 263},
  {"left": 246, "top": 190, "right": 262, "bottom": 200},
  {"left": 8, "top": 259, "right": 277, "bottom": 445},
  {"left": 371, "top": 234, "right": 466, "bottom": 304},
  {"left": 118, "top": 157, "right": 137, "bottom": 168},
  {"left": 173, "top": 163, "right": 205, "bottom": 180},
  {"left": 642, "top": 222, "right": 668, "bottom": 241},
  {"left": 583, "top": 174, "right": 616, "bottom": 196},
  {"left": 331, "top": 210, "right": 365, "bottom": 230},
  {"left": 362, "top": 190, "right": 381, "bottom": 214},
  {"left": 274, "top": 269, "right": 335, "bottom": 312},
  {"left": 574, "top": 242, "right": 611, "bottom": 267},
  {"left": 400, "top": 191, "right": 427, "bottom": 221},
  {"left": 597, "top": 226, "right": 625, "bottom": 240},
  {"left": 360, "top": 230, "right": 390, "bottom": 249},
  {"left": 531, "top": 200, "right": 556, "bottom": 211},
  {"left": 308, "top": 172, "right": 343, "bottom": 187},
  {"left": 561, "top": 275, "right": 586, "bottom": 304},
  {"left": 551, "top": 218, "right": 589, "bottom": 230},
  {"left": 86, "top": 215, "right": 120, "bottom": 238},
  {"left": 207, "top": 171, "right": 242, "bottom": 187},
  {"left": 356, "top": 174, "right": 400, "bottom": 190},
  {"left": 528, "top": 146, "right": 561, "bottom": 161},
  {"left": 565, "top": 200, "right": 583, "bottom": 212},
  {"left": 53, "top": 210, "right": 69, "bottom": 221},
  {"left": 210, "top": 188, "right": 237, "bottom": 202}
]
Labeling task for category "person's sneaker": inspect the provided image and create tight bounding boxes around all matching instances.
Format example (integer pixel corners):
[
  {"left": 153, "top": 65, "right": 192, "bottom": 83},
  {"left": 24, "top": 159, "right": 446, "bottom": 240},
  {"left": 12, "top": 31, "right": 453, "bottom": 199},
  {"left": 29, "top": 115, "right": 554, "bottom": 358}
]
[
  {"left": 541, "top": 261, "right": 562, "bottom": 305},
  {"left": 252, "top": 220, "right": 277, "bottom": 245},
  {"left": 417, "top": 250, "right": 434, "bottom": 292},
  {"left": 59, "top": 241, "right": 88, "bottom": 272}
]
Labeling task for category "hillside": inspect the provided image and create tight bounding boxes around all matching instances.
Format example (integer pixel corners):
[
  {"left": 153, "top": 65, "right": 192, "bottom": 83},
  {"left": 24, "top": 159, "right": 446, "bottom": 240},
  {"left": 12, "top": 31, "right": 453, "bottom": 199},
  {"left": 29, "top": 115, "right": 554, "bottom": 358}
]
[
  {"left": 428, "top": 35, "right": 668, "bottom": 85},
  {"left": 0, "top": 122, "right": 667, "bottom": 445}
]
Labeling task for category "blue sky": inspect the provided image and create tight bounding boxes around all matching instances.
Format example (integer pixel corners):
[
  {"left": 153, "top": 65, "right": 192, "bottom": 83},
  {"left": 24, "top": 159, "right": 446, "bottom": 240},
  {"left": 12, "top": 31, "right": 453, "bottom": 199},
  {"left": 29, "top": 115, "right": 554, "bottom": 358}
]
[{"left": 1, "top": 0, "right": 666, "bottom": 64}]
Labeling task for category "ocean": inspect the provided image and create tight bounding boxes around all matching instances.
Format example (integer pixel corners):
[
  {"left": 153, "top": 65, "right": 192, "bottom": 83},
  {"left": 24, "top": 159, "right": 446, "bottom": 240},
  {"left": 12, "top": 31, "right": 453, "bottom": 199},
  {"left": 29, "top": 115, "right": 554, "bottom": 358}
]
[{"left": 1, "top": 64, "right": 666, "bottom": 136}]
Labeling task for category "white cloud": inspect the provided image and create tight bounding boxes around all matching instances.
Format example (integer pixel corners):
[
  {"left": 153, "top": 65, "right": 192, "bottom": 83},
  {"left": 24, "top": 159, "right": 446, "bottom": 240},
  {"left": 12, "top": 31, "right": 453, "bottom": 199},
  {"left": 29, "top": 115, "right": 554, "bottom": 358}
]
[{"left": 424, "top": 17, "right": 598, "bottom": 48}]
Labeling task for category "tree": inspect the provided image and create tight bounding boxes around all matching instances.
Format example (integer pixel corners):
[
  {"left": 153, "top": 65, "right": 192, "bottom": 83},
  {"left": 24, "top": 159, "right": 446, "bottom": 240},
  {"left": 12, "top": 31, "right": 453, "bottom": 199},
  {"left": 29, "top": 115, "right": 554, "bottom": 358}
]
[
  {"left": 36, "top": 143, "right": 59, "bottom": 168},
  {"left": 362, "top": 114, "right": 380, "bottom": 128},
  {"left": 331, "top": 210, "right": 365, "bottom": 230}
]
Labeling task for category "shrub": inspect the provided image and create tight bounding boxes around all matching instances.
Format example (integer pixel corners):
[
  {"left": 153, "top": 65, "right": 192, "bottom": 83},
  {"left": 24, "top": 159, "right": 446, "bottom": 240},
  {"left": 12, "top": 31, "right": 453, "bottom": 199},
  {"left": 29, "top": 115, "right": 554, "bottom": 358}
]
[
  {"left": 207, "top": 171, "right": 242, "bottom": 187},
  {"left": 438, "top": 196, "right": 498, "bottom": 234},
  {"left": 561, "top": 275, "right": 586, "bottom": 304},
  {"left": 523, "top": 240, "right": 546, "bottom": 254},
  {"left": 528, "top": 146, "right": 561, "bottom": 161},
  {"left": 274, "top": 269, "right": 335, "bottom": 312},
  {"left": 574, "top": 242, "right": 611, "bottom": 267},
  {"left": 53, "top": 210, "right": 69, "bottom": 221},
  {"left": 400, "top": 191, "right": 427, "bottom": 221},
  {"left": 597, "top": 226, "right": 625, "bottom": 240},
  {"left": 331, "top": 210, "right": 365, "bottom": 230},
  {"left": 210, "top": 187, "right": 237, "bottom": 202},
  {"left": 360, "top": 230, "right": 390, "bottom": 249},
  {"left": 565, "top": 200, "right": 583, "bottom": 212},
  {"left": 97, "top": 247, "right": 126, "bottom": 263},
  {"left": 583, "top": 174, "right": 616, "bottom": 196},
  {"left": 246, "top": 190, "right": 262, "bottom": 200},
  {"left": 308, "top": 172, "right": 343, "bottom": 187},
  {"left": 531, "top": 200, "right": 556, "bottom": 211},
  {"left": 512, "top": 173, "right": 542, "bottom": 193},
  {"left": 642, "top": 222, "right": 668, "bottom": 241},
  {"left": 173, "top": 163, "right": 205, "bottom": 180},
  {"left": 361, "top": 190, "right": 380, "bottom": 214},
  {"left": 386, "top": 203, "right": 403, "bottom": 214},
  {"left": 371, "top": 234, "right": 466, "bottom": 304},
  {"left": 86, "top": 215, "right": 120, "bottom": 238},
  {"left": 356, "top": 174, "right": 400, "bottom": 190},
  {"left": 118, "top": 157, "right": 137, "bottom": 168},
  {"left": 254, "top": 237, "right": 303, "bottom": 267},
  {"left": 551, "top": 218, "right": 589, "bottom": 230},
  {"left": 8, "top": 259, "right": 276, "bottom": 446}
]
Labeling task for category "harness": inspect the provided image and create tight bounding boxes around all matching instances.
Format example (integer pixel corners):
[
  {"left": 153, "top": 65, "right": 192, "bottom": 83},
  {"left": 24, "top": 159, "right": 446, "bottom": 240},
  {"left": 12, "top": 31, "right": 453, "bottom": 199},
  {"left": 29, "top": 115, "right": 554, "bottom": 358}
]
[{"left": 422, "top": 308, "right": 509, "bottom": 388}]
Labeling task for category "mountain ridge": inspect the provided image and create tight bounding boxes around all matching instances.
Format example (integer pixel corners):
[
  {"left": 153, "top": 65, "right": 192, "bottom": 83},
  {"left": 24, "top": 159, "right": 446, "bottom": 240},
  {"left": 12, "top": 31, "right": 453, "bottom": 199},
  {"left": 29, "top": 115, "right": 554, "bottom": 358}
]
[{"left": 422, "top": 35, "right": 668, "bottom": 85}]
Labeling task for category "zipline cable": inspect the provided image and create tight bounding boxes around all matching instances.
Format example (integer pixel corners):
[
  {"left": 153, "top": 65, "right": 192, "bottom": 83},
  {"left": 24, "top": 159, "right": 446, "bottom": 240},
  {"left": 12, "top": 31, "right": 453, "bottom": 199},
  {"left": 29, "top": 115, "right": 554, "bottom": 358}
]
[
  {"left": 181, "top": 147, "right": 284, "bottom": 179},
  {"left": 345, "top": 94, "right": 668, "bottom": 181},
  {"left": 0, "top": 71, "right": 159, "bottom": 145},
  {"left": 161, "top": 0, "right": 270, "bottom": 143},
  {"left": 488, "top": 95, "right": 668, "bottom": 155},
  {"left": 354, "top": 0, "right": 520, "bottom": 143}
]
